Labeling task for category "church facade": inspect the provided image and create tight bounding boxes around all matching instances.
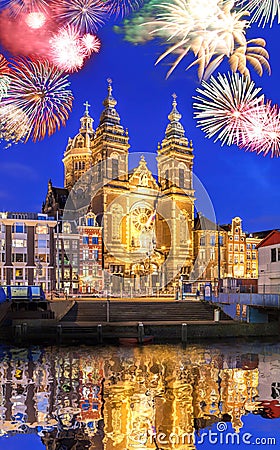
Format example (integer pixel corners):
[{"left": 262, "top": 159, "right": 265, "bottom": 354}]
[{"left": 43, "top": 80, "right": 196, "bottom": 295}]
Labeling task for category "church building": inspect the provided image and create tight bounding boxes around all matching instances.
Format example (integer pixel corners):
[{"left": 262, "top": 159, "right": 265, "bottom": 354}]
[{"left": 43, "top": 80, "right": 195, "bottom": 295}]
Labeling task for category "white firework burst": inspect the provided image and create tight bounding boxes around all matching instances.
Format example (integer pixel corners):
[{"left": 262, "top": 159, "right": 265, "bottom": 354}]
[
  {"left": 236, "top": 0, "right": 280, "bottom": 27},
  {"left": 193, "top": 72, "right": 264, "bottom": 145},
  {"left": 146, "top": 0, "right": 270, "bottom": 80}
]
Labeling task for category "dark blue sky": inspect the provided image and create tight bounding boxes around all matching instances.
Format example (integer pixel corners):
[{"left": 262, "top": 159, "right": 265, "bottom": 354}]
[{"left": 0, "top": 13, "right": 279, "bottom": 232}]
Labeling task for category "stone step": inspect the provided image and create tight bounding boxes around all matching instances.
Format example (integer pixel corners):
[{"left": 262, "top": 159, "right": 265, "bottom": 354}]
[{"left": 60, "top": 301, "right": 232, "bottom": 323}]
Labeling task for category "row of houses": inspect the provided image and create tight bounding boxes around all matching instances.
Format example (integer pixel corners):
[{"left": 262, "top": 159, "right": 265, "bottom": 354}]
[{"left": 0, "top": 210, "right": 279, "bottom": 295}]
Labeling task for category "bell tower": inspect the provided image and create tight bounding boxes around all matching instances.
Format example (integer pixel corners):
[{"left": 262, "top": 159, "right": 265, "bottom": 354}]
[
  {"left": 157, "top": 94, "right": 195, "bottom": 280},
  {"left": 63, "top": 101, "right": 94, "bottom": 191},
  {"left": 93, "top": 78, "right": 130, "bottom": 182}
]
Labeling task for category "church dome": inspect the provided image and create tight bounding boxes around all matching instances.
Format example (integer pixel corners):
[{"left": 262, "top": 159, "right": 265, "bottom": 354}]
[{"left": 66, "top": 101, "right": 95, "bottom": 151}]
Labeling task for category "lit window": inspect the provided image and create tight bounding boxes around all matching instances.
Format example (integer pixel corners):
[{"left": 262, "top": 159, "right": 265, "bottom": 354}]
[
  {"left": 15, "top": 268, "right": 23, "bottom": 279},
  {"left": 83, "top": 266, "right": 89, "bottom": 277},
  {"left": 63, "top": 222, "right": 71, "bottom": 234},
  {"left": 36, "top": 225, "right": 48, "bottom": 234},
  {"left": 12, "top": 239, "right": 26, "bottom": 248},
  {"left": 63, "top": 240, "right": 70, "bottom": 249}
]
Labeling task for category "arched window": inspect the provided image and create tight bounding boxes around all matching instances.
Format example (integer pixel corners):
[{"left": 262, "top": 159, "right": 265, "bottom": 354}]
[
  {"left": 111, "top": 153, "right": 119, "bottom": 180},
  {"left": 178, "top": 163, "right": 187, "bottom": 188}
]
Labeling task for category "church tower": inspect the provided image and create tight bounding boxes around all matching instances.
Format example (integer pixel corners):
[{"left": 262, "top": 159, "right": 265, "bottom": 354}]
[
  {"left": 63, "top": 101, "right": 94, "bottom": 190},
  {"left": 93, "top": 78, "right": 130, "bottom": 182},
  {"left": 157, "top": 94, "right": 195, "bottom": 280}
]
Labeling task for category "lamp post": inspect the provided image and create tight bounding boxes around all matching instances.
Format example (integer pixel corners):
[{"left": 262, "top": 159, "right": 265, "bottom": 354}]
[
  {"left": 160, "top": 245, "right": 168, "bottom": 291},
  {"left": 217, "top": 223, "right": 221, "bottom": 292},
  {"left": 56, "top": 211, "right": 60, "bottom": 293}
]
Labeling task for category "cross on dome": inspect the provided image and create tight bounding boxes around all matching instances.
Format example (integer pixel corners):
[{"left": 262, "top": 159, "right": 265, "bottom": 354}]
[{"left": 83, "top": 101, "right": 91, "bottom": 116}]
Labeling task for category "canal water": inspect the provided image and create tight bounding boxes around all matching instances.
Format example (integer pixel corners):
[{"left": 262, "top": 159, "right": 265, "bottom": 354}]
[{"left": 0, "top": 340, "right": 279, "bottom": 449}]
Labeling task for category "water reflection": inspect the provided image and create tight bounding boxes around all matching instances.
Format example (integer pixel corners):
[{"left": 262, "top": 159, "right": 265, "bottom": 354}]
[{"left": 0, "top": 343, "right": 279, "bottom": 449}]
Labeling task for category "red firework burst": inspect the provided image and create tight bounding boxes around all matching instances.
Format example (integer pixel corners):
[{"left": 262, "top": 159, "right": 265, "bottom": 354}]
[{"left": 0, "top": 54, "right": 10, "bottom": 75}]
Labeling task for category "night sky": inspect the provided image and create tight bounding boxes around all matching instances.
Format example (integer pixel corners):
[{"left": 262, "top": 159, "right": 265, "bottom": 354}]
[{"left": 0, "top": 10, "right": 279, "bottom": 233}]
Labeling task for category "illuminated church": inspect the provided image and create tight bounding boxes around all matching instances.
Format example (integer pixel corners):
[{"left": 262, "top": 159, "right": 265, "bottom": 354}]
[{"left": 43, "top": 79, "right": 195, "bottom": 293}]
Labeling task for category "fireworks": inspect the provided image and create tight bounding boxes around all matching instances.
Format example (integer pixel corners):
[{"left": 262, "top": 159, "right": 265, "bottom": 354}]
[
  {"left": 237, "top": 0, "right": 280, "bottom": 28},
  {"left": 193, "top": 72, "right": 263, "bottom": 146},
  {"left": 0, "top": 53, "right": 10, "bottom": 75},
  {"left": 81, "top": 33, "right": 101, "bottom": 54},
  {"left": 0, "top": 0, "right": 50, "bottom": 17},
  {"left": 1, "top": 57, "right": 73, "bottom": 142},
  {"left": 146, "top": 0, "right": 270, "bottom": 80},
  {"left": 25, "top": 11, "right": 47, "bottom": 28},
  {"left": 0, "top": 54, "right": 10, "bottom": 100},
  {"left": 0, "top": 104, "right": 29, "bottom": 146},
  {"left": 49, "top": 26, "right": 88, "bottom": 72},
  {"left": 106, "top": 0, "right": 144, "bottom": 18},
  {"left": 239, "top": 101, "right": 280, "bottom": 157},
  {"left": 51, "top": 0, "right": 107, "bottom": 34}
]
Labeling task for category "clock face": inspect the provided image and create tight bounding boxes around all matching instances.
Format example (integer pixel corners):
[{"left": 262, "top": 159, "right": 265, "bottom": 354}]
[{"left": 131, "top": 207, "right": 153, "bottom": 231}]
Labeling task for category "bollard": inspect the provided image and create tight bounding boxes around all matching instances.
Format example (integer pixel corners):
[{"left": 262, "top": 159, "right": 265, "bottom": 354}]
[
  {"left": 138, "top": 322, "right": 144, "bottom": 344},
  {"left": 57, "top": 325, "right": 62, "bottom": 343},
  {"left": 106, "top": 299, "right": 110, "bottom": 323},
  {"left": 214, "top": 309, "right": 220, "bottom": 322},
  {"left": 22, "top": 323, "right": 28, "bottom": 336},
  {"left": 182, "top": 323, "right": 188, "bottom": 343},
  {"left": 14, "top": 325, "right": 22, "bottom": 344},
  {"left": 97, "top": 324, "right": 103, "bottom": 344}
]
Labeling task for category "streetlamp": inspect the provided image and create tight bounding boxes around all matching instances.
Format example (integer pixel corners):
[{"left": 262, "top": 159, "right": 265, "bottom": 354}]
[{"left": 160, "top": 245, "right": 168, "bottom": 291}]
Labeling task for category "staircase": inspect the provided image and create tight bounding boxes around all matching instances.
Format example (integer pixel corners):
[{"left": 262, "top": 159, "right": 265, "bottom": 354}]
[{"left": 60, "top": 300, "right": 232, "bottom": 323}]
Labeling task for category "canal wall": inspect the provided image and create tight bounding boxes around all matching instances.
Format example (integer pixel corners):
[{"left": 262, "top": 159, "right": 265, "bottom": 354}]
[{"left": 4, "top": 320, "right": 280, "bottom": 345}]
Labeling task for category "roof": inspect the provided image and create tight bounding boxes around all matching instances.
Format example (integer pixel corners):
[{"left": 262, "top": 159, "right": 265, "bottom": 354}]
[
  {"left": 256, "top": 230, "right": 280, "bottom": 249},
  {"left": 246, "top": 230, "right": 275, "bottom": 240},
  {"left": 194, "top": 216, "right": 226, "bottom": 232}
]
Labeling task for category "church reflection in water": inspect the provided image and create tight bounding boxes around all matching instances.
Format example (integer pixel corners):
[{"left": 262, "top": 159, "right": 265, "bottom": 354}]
[{"left": 0, "top": 343, "right": 279, "bottom": 449}]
